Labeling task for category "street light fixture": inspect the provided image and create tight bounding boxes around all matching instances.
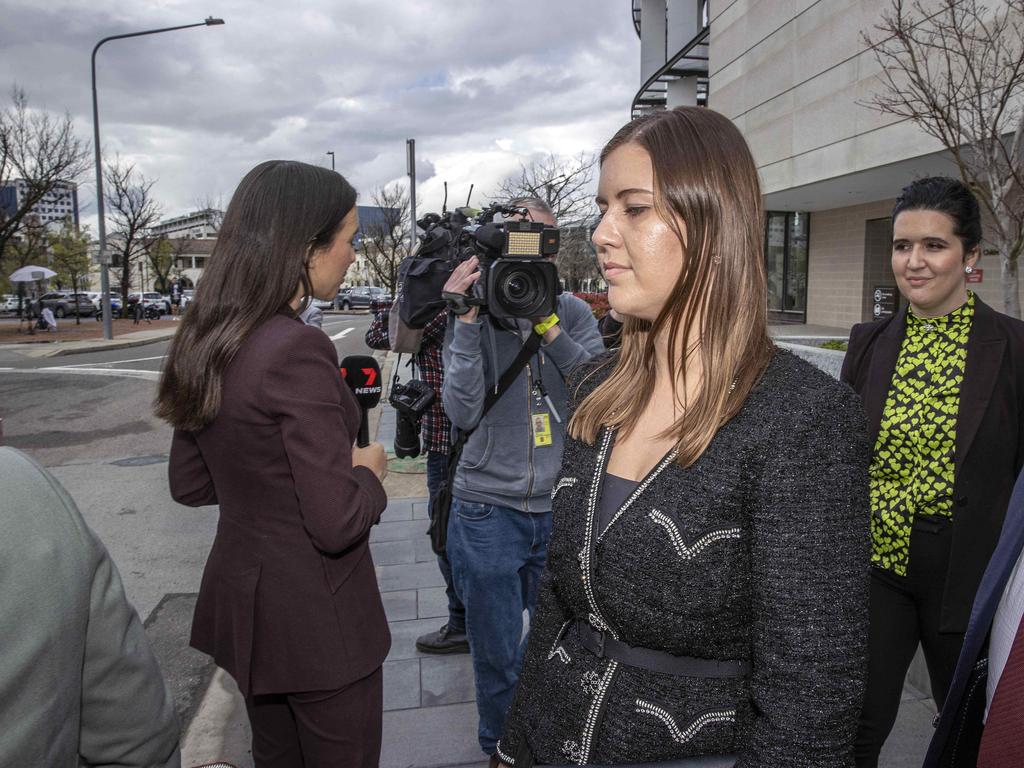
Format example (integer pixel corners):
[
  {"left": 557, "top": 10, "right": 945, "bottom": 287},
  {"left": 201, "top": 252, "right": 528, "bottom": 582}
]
[
  {"left": 326, "top": 151, "right": 335, "bottom": 171},
  {"left": 91, "top": 16, "right": 226, "bottom": 340}
]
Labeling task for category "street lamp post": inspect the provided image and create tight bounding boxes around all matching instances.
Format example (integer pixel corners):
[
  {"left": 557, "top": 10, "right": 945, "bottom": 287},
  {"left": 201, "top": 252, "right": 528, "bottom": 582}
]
[
  {"left": 92, "top": 16, "right": 225, "bottom": 340},
  {"left": 326, "top": 151, "right": 335, "bottom": 171}
]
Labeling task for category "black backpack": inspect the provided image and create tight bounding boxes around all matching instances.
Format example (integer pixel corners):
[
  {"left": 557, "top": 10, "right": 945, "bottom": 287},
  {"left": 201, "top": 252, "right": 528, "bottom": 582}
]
[{"left": 389, "top": 228, "right": 455, "bottom": 352}]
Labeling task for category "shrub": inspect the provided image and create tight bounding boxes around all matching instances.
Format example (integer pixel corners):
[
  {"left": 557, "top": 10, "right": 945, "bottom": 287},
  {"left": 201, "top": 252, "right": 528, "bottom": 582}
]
[
  {"left": 821, "top": 339, "right": 848, "bottom": 351},
  {"left": 574, "top": 291, "right": 610, "bottom": 319}
]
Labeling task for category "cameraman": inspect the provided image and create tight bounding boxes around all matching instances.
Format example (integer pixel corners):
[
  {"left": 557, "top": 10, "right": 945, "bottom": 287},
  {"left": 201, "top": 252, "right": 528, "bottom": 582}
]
[
  {"left": 365, "top": 299, "right": 468, "bottom": 655},
  {"left": 441, "top": 197, "right": 604, "bottom": 762}
]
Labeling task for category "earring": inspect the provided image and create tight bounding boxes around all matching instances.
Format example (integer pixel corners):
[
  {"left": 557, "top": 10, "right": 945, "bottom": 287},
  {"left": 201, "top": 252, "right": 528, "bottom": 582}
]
[{"left": 965, "top": 265, "right": 974, "bottom": 274}]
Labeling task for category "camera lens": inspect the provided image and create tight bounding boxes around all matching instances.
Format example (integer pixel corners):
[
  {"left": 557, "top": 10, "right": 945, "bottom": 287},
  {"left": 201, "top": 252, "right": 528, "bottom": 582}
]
[
  {"left": 498, "top": 267, "right": 541, "bottom": 311},
  {"left": 394, "top": 413, "right": 421, "bottom": 459}
]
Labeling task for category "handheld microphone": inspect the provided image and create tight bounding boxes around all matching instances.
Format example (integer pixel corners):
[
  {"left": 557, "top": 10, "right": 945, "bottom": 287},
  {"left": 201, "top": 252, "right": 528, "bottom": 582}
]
[{"left": 339, "top": 355, "right": 382, "bottom": 447}]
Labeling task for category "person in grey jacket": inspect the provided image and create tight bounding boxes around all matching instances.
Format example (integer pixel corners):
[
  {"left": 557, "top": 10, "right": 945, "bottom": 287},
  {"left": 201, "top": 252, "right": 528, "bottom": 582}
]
[
  {"left": 442, "top": 197, "right": 605, "bottom": 761},
  {"left": 0, "top": 446, "right": 180, "bottom": 768}
]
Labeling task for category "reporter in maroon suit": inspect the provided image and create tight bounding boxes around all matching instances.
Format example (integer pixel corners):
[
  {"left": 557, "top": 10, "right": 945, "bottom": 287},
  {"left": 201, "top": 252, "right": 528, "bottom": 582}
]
[{"left": 156, "top": 160, "right": 390, "bottom": 768}]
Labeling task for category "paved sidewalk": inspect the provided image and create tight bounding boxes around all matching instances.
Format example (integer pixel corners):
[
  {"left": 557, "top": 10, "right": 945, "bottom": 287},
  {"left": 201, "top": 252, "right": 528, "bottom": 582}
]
[{"left": 0, "top": 326, "right": 178, "bottom": 358}]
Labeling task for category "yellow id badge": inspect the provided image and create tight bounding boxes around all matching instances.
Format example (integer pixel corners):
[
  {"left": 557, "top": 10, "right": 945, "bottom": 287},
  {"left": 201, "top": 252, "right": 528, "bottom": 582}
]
[{"left": 532, "top": 413, "right": 552, "bottom": 447}]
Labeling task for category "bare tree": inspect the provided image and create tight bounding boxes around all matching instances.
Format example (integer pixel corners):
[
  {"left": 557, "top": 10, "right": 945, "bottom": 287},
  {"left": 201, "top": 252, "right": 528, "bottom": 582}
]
[
  {"left": 362, "top": 184, "right": 410, "bottom": 294},
  {"left": 492, "top": 151, "right": 602, "bottom": 290},
  {"left": 492, "top": 151, "right": 598, "bottom": 222},
  {"left": 0, "top": 86, "right": 90, "bottom": 271},
  {"left": 143, "top": 235, "right": 175, "bottom": 293},
  {"left": 105, "top": 160, "right": 161, "bottom": 304},
  {"left": 557, "top": 218, "right": 603, "bottom": 292},
  {"left": 863, "top": 0, "right": 1024, "bottom": 317},
  {"left": 49, "top": 218, "right": 93, "bottom": 324}
]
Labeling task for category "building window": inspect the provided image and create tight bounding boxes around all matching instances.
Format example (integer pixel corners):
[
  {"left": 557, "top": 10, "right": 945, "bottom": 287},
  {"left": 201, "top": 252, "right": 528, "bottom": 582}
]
[{"left": 765, "top": 211, "right": 809, "bottom": 323}]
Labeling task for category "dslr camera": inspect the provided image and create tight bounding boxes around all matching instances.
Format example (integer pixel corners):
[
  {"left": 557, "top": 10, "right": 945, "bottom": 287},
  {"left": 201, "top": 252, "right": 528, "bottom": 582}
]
[
  {"left": 420, "top": 204, "right": 561, "bottom": 320},
  {"left": 389, "top": 378, "right": 436, "bottom": 459}
]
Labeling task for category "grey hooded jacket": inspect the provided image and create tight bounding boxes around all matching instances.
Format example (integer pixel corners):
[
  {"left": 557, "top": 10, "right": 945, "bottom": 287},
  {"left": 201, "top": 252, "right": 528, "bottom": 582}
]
[{"left": 442, "top": 293, "right": 604, "bottom": 513}]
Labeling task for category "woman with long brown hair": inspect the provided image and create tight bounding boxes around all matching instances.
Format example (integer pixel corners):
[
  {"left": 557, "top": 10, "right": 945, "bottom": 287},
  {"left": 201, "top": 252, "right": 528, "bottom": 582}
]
[
  {"left": 156, "top": 160, "right": 390, "bottom": 768},
  {"left": 493, "top": 107, "right": 871, "bottom": 767}
]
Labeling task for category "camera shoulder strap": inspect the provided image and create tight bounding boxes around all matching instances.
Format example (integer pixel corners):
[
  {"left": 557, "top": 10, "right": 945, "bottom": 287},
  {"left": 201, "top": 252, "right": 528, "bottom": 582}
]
[{"left": 447, "top": 330, "right": 542, "bottom": 470}]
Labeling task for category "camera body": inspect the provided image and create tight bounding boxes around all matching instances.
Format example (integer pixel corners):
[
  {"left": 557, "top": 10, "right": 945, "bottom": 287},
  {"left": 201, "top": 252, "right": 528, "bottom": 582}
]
[
  {"left": 419, "top": 204, "right": 562, "bottom": 320},
  {"left": 389, "top": 379, "right": 436, "bottom": 459}
]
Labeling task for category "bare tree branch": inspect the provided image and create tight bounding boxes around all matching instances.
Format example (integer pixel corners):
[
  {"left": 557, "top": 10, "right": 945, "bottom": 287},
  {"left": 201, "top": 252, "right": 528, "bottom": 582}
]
[
  {"left": 361, "top": 184, "right": 410, "bottom": 294},
  {"left": 0, "top": 85, "right": 90, "bottom": 270},
  {"left": 862, "top": 0, "right": 1024, "bottom": 317},
  {"left": 104, "top": 159, "right": 161, "bottom": 302},
  {"left": 491, "top": 152, "right": 597, "bottom": 223}
]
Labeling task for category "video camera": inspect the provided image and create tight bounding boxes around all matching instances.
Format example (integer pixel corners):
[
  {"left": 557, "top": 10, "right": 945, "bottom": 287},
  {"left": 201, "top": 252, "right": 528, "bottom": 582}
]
[{"left": 419, "top": 203, "right": 562, "bottom": 320}]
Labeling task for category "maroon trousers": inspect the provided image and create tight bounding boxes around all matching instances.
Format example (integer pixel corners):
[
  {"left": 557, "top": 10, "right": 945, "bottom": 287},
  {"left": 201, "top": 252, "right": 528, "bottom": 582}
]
[{"left": 244, "top": 666, "right": 383, "bottom": 768}]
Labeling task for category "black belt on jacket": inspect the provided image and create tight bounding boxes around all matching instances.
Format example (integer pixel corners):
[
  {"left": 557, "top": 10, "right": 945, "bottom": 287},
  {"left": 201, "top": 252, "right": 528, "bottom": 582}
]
[{"left": 574, "top": 619, "right": 750, "bottom": 679}]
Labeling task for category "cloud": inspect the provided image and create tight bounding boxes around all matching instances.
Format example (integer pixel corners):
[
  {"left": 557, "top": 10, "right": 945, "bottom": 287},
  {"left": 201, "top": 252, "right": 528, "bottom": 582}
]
[{"left": 0, "top": 0, "right": 639, "bottom": 224}]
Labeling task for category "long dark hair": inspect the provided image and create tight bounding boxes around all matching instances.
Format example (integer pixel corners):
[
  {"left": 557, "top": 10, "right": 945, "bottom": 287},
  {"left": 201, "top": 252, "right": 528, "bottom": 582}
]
[
  {"left": 569, "top": 107, "right": 774, "bottom": 467},
  {"left": 155, "top": 160, "right": 357, "bottom": 431},
  {"left": 892, "top": 176, "right": 982, "bottom": 255}
]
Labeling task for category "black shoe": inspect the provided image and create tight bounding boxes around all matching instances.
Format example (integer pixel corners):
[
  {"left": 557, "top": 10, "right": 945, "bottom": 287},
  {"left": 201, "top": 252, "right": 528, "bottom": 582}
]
[{"left": 415, "top": 623, "right": 469, "bottom": 654}]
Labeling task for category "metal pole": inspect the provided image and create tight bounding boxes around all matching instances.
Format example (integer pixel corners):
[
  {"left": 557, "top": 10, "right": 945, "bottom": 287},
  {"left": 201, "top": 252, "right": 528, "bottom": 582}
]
[
  {"left": 406, "top": 138, "right": 416, "bottom": 250},
  {"left": 91, "top": 17, "right": 225, "bottom": 340},
  {"left": 327, "top": 151, "right": 335, "bottom": 170}
]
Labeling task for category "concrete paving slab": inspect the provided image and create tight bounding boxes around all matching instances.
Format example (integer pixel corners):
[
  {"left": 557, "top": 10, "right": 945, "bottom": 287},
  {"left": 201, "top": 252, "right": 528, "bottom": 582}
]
[
  {"left": 382, "top": 590, "right": 419, "bottom": 622},
  {"left": 372, "top": 538, "right": 418, "bottom": 566},
  {"left": 421, "top": 654, "right": 476, "bottom": 707},
  {"left": 413, "top": 499, "right": 430, "bottom": 520},
  {"left": 377, "top": 559, "right": 448, "bottom": 593},
  {"left": 389, "top": 617, "right": 451, "bottom": 661},
  {"left": 371, "top": 518, "right": 430, "bottom": 543},
  {"left": 380, "top": 701, "right": 483, "bottom": 768},
  {"left": 417, "top": 586, "right": 450, "bottom": 620},
  {"left": 384, "top": 658, "right": 421, "bottom": 711},
  {"left": 880, "top": 696, "right": 937, "bottom": 767},
  {"left": 414, "top": 533, "right": 438, "bottom": 562},
  {"left": 381, "top": 503, "right": 415, "bottom": 522}
]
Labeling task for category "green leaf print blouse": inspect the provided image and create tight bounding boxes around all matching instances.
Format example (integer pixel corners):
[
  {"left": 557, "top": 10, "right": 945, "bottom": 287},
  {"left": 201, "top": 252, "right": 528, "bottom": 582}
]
[{"left": 869, "top": 292, "right": 975, "bottom": 575}]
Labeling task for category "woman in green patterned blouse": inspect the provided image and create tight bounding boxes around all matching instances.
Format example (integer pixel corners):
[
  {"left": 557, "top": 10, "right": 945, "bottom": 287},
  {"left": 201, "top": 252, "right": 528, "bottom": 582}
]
[{"left": 842, "top": 177, "right": 1024, "bottom": 767}]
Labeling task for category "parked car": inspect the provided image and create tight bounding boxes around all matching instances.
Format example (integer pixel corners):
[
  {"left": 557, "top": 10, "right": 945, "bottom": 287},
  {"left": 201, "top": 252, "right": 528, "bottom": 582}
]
[
  {"left": 38, "top": 291, "right": 96, "bottom": 318},
  {"left": 1, "top": 295, "right": 20, "bottom": 313},
  {"left": 126, "top": 292, "right": 171, "bottom": 315},
  {"left": 334, "top": 286, "right": 390, "bottom": 310},
  {"left": 180, "top": 290, "right": 194, "bottom": 310},
  {"left": 310, "top": 296, "right": 334, "bottom": 311}
]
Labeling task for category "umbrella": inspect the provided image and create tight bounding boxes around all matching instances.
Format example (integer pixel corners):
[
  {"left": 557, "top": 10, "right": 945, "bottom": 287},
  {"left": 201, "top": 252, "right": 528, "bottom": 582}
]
[{"left": 9, "top": 265, "right": 57, "bottom": 282}]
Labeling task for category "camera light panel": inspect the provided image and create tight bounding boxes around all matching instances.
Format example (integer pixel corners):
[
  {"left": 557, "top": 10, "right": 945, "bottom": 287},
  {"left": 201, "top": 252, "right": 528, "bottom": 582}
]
[{"left": 505, "top": 230, "right": 543, "bottom": 256}]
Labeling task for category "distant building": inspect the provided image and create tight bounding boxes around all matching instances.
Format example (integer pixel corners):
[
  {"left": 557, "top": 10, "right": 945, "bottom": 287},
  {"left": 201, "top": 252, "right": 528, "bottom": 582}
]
[
  {"left": 0, "top": 179, "right": 79, "bottom": 230},
  {"left": 149, "top": 208, "right": 221, "bottom": 240}
]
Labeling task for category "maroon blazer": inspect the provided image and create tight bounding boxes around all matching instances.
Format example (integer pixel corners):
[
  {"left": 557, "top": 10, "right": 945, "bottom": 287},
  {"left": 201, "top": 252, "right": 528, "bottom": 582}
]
[{"left": 169, "top": 313, "right": 390, "bottom": 696}]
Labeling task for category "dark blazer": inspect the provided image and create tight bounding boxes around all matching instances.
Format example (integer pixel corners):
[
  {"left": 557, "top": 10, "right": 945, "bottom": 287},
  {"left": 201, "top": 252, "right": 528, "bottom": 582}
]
[
  {"left": 169, "top": 313, "right": 390, "bottom": 697},
  {"left": 840, "top": 296, "right": 1024, "bottom": 633},
  {"left": 498, "top": 349, "right": 871, "bottom": 766},
  {"left": 923, "top": 468, "right": 1024, "bottom": 767}
]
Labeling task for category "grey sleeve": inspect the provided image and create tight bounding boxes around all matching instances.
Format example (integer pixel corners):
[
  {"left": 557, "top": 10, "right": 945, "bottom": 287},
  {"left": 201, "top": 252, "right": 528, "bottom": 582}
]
[
  {"left": 78, "top": 534, "right": 181, "bottom": 768},
  {"left": 442, "top": 317, "right": 487, "bottom": 431},
  {"left": 737, "top": 386, "right": 871, "bottom": 767},
  {"left": 542, "top": 297, "right": 604, "bottom": 374}
]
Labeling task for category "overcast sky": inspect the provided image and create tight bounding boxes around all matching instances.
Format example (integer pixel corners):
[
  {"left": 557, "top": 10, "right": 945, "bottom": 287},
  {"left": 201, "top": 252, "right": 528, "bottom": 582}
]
[{"left": 0, "top": 0, "right": 640, "bottom": 229}]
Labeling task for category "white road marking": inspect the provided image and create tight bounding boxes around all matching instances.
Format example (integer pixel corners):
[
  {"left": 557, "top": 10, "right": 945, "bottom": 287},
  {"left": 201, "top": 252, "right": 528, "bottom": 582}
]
[
  {"left": 60, "top": 354, "right": 166, "bottom": 368},
  {"left": 330, "top": 327, "right": 354, "bottom": 341},
  {"left": 0, "top": 366, "right": 161, "bottom": 381}
]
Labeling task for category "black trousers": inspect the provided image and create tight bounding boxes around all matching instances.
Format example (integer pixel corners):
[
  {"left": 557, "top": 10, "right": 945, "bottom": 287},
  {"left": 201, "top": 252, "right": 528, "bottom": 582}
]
[
  {"left": 854, "top": 517, "right": 966, "bottom": 768},
  {"left": 244, "top": 666, "right": 383, "bottom": 768}
]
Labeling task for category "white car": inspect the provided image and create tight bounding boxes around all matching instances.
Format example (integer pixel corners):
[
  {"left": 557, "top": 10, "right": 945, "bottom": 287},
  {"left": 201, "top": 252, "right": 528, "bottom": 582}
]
[{"left": 2, "top": 295, "right": 20, "bottom": 313}]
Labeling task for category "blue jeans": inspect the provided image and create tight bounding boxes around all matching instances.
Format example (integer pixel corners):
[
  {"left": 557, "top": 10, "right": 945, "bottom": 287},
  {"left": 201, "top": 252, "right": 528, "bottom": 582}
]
[
  {"left": 426, "top": 450, "right": 465, "bottom": 632},
  {"left": 446, "top": 496, "right": 552, "bottom": 754}
]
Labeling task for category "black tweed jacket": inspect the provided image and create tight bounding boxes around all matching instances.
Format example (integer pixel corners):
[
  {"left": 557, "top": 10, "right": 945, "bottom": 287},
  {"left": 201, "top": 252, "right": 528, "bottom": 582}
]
[{"left": 496, "top": 348, "right": 871, "bottom": 767}]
